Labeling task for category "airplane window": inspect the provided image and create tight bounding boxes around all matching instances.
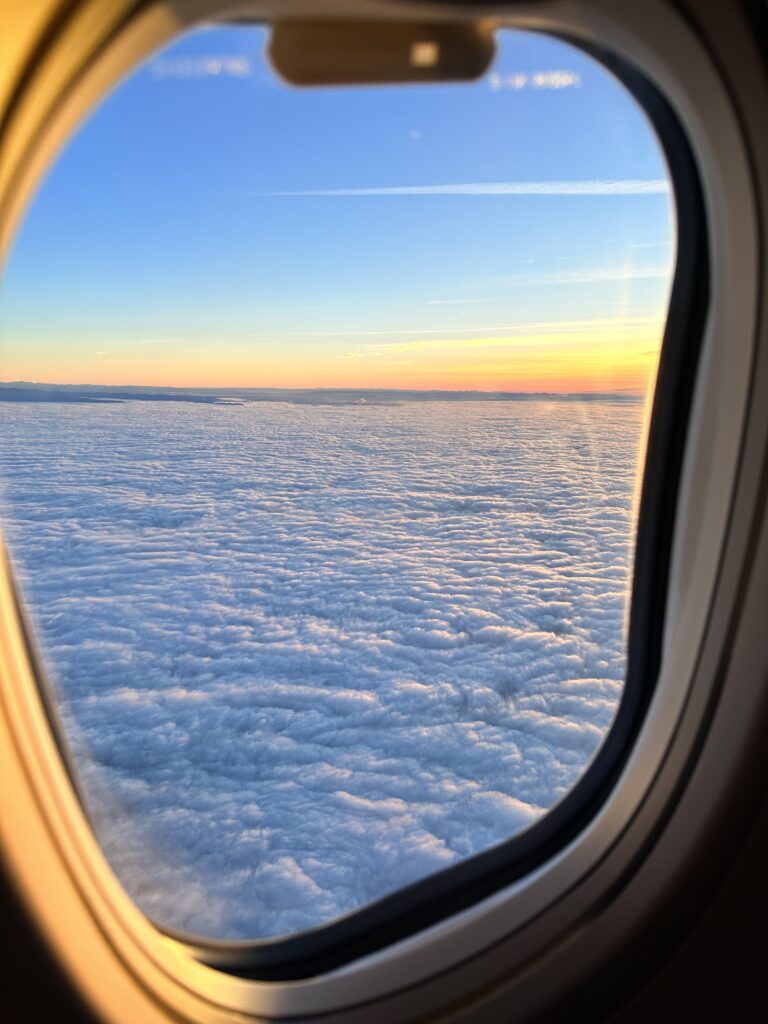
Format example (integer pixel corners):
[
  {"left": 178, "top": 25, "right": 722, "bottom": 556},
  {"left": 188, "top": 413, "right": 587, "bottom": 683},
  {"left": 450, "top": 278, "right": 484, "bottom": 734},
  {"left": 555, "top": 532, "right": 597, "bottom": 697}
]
[{"left": 0, "top": 25, "right": 674, "bottom": 943}]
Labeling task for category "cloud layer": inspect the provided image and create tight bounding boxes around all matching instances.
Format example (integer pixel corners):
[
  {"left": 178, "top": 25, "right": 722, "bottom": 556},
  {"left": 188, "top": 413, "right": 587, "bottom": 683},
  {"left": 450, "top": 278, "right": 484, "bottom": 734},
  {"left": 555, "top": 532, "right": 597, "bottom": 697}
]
[{"left": 0, "top": 397, "right": 641, "bottom": 939}]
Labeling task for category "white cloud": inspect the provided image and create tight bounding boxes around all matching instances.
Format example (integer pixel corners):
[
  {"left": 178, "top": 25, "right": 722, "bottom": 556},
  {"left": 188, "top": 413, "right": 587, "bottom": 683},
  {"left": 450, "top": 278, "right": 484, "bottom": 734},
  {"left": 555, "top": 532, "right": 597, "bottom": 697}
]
[
  {"left": 629, "top": 240, "right": 674, "bottom": 250},
  {"left": 490, "top": 69, "right": 582, "bottom": 92},
  {"left": 255, "top": 179, "right": 670, "bottom": 198},
  {"left": 0, "top": 396, "right": 638, "bottom": 939},
  {"left": 150, "top": 55, "right": 253, "bottom": 79},
  {"left": 496, "top": 264, "right": 673, "bottom": 286}
]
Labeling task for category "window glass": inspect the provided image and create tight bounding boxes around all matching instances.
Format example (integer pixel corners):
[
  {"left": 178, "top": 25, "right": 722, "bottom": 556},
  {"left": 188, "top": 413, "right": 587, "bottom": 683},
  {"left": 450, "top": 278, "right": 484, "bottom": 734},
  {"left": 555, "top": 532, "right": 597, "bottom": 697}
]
[{"left": 0, "top": 26, "right": 674, "bottom": 939}]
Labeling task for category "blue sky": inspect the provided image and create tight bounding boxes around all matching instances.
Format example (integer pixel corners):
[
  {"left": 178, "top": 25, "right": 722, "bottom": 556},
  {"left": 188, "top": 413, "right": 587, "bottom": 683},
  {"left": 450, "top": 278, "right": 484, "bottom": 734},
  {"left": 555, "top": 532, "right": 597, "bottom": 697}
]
[{"left": 0, "top": 25, "right": 674, "bottom": 389}]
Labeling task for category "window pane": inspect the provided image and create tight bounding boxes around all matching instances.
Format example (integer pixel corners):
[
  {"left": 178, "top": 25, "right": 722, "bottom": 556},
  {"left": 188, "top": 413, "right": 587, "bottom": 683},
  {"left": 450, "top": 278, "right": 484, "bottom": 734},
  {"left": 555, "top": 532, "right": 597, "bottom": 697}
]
[{"left": 0, "top": 26, "right": 674, "bottom": 940}]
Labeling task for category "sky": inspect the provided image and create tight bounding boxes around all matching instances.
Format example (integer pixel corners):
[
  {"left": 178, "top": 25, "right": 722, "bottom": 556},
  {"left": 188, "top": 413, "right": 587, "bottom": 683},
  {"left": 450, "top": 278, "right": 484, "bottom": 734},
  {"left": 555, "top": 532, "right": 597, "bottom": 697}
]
[{"left": 0, "top": 25, "right": 675, "bottom": 392}]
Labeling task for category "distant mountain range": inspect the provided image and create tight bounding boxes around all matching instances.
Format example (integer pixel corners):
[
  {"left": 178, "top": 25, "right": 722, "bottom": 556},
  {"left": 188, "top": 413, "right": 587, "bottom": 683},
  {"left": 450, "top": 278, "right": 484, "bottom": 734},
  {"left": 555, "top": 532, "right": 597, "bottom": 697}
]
[
  {"left": 0, "top": 383, "right": 229, "bottom": 405},
  {"left": 0, "top": 382, "right": 643, "bottom": 405}
]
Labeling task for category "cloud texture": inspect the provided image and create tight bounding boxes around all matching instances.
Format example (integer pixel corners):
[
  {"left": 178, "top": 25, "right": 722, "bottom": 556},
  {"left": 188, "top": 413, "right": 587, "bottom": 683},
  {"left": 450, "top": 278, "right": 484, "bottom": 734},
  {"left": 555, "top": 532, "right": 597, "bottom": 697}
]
[{"left": 0, "top": 398, "right": 641, "bottom": 939}]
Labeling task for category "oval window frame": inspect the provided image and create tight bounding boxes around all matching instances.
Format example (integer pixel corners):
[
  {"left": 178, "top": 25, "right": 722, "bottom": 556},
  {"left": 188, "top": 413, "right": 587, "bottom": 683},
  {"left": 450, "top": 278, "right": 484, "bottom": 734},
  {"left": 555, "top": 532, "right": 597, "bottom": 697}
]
[{"left": 0, "top": 0, "right": 762, "bottom": 1020}]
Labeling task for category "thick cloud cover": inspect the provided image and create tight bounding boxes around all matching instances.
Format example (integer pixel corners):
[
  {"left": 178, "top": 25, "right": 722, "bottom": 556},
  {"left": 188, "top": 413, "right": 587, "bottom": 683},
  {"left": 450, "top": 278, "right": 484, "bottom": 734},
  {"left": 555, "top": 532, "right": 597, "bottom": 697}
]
[{"left": 0, "top": 397, "right": 642, "bottom": 939}]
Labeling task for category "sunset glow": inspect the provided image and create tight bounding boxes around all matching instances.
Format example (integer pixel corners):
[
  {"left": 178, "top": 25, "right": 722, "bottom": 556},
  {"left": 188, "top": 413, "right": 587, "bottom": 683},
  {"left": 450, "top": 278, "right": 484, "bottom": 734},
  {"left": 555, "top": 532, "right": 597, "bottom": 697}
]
[
  {"left": 2, "top": 317, "right": 664, "bottom": 393},
  {"left": 1, "top": 26, "right": 674, "bottom": 393}
]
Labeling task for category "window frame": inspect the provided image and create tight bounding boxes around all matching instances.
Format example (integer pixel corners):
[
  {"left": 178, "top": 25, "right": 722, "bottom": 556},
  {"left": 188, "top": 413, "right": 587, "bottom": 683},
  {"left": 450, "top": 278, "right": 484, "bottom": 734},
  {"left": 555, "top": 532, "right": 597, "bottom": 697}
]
[{"left": 0, "top": 0, "right": 764, "bottom": 1020}]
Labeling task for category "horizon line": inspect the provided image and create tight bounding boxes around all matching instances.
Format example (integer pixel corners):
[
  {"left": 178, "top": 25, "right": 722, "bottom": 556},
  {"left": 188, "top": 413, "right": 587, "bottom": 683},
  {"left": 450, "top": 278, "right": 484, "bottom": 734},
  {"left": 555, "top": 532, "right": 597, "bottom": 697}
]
[{"left": 1, "top": 380, "right": 646, "bottom": 396}]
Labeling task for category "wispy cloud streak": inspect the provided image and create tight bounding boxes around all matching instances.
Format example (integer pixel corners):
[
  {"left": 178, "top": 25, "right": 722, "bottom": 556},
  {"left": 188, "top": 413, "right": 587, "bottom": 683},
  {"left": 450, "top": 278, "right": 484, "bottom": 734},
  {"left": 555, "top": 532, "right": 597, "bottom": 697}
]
[
  {"left": 495, "top": 265, "right": 672, "bottom": 286},
  {"left": 339, "top": 315, "right": 664, "bottom": 357},
  {"left": 253, "top": 179, "right": 670, "bottom": 198}
]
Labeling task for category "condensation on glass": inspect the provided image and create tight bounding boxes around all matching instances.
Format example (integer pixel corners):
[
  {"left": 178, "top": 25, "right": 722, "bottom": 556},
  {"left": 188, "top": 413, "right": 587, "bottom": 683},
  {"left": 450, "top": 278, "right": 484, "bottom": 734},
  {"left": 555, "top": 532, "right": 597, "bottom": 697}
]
[{"left": 0, "top": 24, "right": 675, "bottom": 940}]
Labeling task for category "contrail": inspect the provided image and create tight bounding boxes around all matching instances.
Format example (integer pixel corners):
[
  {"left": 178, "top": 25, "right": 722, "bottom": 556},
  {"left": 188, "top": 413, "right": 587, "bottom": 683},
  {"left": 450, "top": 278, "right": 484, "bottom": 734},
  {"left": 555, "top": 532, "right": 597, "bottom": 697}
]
[{"left": 250, "top": 179, "right": 670, "bottom": 198}]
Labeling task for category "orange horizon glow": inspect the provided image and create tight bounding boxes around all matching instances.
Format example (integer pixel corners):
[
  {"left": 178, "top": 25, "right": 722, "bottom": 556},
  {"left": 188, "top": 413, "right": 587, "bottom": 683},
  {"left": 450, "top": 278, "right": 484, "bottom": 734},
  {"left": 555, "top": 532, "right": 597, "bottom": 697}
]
[{"left": 4, "top": 317, "right": 664, "bottom": 394}]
